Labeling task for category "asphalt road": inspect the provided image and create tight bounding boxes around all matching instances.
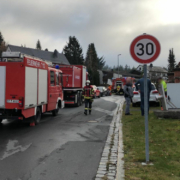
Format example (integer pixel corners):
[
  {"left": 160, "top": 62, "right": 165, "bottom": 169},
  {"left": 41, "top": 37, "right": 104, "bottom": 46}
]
[{"left": 0, "top": 95, "right": 123, "bottom": 180}]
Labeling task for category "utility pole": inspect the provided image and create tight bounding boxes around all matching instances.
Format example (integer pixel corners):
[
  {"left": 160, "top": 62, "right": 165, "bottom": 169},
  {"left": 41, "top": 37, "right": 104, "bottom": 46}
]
[{"left": 117, "top": 54, "right": 121, "bottom": 78}]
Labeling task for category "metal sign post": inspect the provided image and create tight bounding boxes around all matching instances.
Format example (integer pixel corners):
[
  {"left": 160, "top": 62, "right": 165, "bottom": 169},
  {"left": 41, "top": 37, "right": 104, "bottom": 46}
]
[
  {"left": 144, "top": 64, "right": 149, "bottom": 162},
  {"left": 130, "top": 34, "right": 161, "bottom": 163}
]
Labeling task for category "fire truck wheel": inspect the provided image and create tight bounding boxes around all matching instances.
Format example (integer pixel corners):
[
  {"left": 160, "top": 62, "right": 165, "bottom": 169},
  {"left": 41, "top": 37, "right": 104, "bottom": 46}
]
[
  {"left": 52, "top": 101, "right": 60, "bottom": 116},
  {"left": 35, "top": 107, "right": 41, "bottom": 125}
]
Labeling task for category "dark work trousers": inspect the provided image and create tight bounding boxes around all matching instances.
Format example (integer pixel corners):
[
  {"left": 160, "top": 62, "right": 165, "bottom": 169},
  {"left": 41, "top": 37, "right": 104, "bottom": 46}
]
[
  {"left": 125, "top": 97, "right": 131, "bottom": 114},
  {"left": 140, "top": 92, "right": 150, "bottom": 116},
  {"left": 85, "top": 99, "right": 92, "bottom": 113}
]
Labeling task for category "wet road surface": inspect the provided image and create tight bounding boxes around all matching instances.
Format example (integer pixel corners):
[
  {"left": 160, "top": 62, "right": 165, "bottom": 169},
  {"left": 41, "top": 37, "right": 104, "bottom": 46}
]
[{"left": 0, "top": 95, "right": 123, "bottom": 180}]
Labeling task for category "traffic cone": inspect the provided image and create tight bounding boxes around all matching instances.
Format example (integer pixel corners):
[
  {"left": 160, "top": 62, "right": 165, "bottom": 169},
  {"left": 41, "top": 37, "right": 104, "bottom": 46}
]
[{"left": 30, "top": 122, "right": 35, "bottom": 127}]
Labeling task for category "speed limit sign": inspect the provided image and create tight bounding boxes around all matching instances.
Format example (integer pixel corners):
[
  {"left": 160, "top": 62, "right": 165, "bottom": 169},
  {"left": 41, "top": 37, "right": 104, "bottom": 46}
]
[{"left": 130, "top": 34, "right": 161, "bottom": 64}]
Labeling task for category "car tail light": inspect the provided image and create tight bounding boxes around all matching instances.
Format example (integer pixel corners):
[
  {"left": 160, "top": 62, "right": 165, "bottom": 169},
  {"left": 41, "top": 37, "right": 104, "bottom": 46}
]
[
  {"left": 19, "top": 97, "right": 24, "bottom": 107},
  {"left": 133, "top": 91, "right": 139, "bottom": 94},
  {"left": 152, "top": 90, "right": 158, "bottom": 94}
]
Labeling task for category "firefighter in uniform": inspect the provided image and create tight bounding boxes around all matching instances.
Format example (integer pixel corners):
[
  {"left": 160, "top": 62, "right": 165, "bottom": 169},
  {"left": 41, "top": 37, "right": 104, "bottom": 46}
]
[{"left": 82, "top": 80, "right": 94, "bottom": 115}]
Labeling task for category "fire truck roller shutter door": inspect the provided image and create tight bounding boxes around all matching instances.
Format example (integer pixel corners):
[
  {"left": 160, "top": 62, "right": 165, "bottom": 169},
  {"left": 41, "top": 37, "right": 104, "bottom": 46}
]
[
  {"left": 38, "top": 69, "right": 48, "bottom": 105},
  {"left": 0, "top": 66, "right": 6, "bottom": 108},
  {"left": 25, "top": 67, "right": 38, "bottom": 108},
  {"left": 82, "top": 67, "right": 86, "bottom": 87}
]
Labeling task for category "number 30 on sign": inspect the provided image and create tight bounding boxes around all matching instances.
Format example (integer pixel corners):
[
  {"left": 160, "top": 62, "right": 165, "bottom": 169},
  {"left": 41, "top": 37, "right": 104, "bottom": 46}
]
[{"left": 130, "top": 34, "right": 161, "bottom": 64}]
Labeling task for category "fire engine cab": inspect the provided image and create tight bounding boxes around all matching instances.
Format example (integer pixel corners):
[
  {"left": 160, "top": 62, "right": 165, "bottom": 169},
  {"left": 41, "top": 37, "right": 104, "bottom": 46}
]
[
  {"left": 111, "top": 77, "right": 135, "bottom": 95},
  {"left": 112, "top": 78, "right": 126, "bottom": 95},
  {"left": 0, "top": 52, "right": 64, "bottom": 124}
]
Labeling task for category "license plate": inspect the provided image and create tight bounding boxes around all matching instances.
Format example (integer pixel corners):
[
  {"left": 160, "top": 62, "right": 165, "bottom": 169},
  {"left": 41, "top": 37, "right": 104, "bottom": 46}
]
[{"left": 7, "top": 99, "right": 19, "bottom": 103}]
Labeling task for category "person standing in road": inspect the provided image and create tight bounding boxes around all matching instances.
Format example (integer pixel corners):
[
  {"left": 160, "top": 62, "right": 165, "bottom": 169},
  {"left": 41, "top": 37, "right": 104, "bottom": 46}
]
[
  {"left": 123, "top": 77, "right": 134, "bottom": 115},
  {"left": 135, "top": 77, "right": 152, "bottom": 116},
  {"left": 158, "top": 77, "right": 167, "bottom": 110},
  {"left": 82, "top": 80, "right": 94, "bottom": 115},
  {"left": 158, "top": 77, "right": 167, "bottom": 96}
]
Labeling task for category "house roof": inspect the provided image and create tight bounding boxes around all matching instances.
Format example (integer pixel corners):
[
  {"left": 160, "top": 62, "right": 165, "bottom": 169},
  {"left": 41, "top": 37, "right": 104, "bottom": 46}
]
[
  {"left": 8, "top": 45, "right": 70, "bottom": 65},
  {"left": 147, "top": 66, "right": 168, "bottom": 73},
  {"left": 137, "top": 65, "right": 168, "bottom": 73}
]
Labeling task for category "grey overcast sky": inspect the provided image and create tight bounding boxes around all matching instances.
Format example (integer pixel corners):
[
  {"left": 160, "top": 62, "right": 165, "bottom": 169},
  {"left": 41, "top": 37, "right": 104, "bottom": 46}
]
[{"left": 0, "top": 0, "right": 180, "bottom": 68}]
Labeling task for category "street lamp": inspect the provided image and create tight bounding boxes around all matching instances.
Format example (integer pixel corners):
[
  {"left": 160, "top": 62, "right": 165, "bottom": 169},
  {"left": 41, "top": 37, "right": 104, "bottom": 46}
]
[{"left": 117, "top": 54, "right": 121, "bottom": 78}]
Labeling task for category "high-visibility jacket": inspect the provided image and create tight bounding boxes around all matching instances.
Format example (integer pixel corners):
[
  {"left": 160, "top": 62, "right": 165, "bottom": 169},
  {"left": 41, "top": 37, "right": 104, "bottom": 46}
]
[
  {"left": 161, "top": 80, "right": 167, "bottom": 92},
  {"left": 117, "top": 85, "right": 120, "bottom": 91},
  {"left": 82, "top": 85, "right": 94, "bottom": 99}
]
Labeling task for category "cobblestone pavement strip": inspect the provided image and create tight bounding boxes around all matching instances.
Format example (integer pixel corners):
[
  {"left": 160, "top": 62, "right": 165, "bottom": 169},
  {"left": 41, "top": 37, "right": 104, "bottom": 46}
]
[{"left": 95, "top": 97, "right": 125, "bottom": 180}]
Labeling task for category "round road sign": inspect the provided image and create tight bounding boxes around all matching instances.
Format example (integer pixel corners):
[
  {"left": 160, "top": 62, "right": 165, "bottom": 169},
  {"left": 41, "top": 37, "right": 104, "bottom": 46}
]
[{"left": 130, "top": 34, "right": 161, "bottom": 64}]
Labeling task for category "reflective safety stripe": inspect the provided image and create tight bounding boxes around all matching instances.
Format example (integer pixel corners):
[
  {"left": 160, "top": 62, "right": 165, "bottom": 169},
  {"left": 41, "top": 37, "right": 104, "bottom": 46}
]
[
  {"left": 84, "top": 97, "right": 92, "bottom": 99},
  {"left": 85, "top": 108, "right": 88, "bottom": 110},
  {"left": 89, "top": 108, "right": 91, "bottom": 110}
]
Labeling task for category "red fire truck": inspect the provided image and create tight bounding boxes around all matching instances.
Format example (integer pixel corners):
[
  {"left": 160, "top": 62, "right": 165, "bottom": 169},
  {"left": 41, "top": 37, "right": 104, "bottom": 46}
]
[
  {"left": 0, "top": 52, "right": 65, "bottom": 124},
  {"left": 59, "top": 65, "right": 87, "bottom": 106},
  {"left": 111, "top": 78, "right": 126, "bottom": 95},
  {"left": 111, "top": 77, "right": 135, "bottom": 95},
  {"left": 0, "top": 52, "right": 88, "bottom": 124}
]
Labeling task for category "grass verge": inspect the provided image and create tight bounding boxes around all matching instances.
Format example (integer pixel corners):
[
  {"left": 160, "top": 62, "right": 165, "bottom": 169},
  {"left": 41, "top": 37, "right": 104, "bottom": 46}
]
[{"left": 122, "top": 105, "right": 180, "bottom": 180}]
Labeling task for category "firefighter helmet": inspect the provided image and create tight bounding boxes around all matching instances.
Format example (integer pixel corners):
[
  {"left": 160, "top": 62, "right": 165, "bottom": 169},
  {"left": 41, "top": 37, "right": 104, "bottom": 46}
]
[{"left": 86, "top": 80, "right": 90, "bottom": 84}]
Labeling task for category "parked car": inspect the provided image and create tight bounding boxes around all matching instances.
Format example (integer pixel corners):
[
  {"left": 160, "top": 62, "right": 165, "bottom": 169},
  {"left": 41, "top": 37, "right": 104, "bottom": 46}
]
[
  {"left": 97, "top": 86, "right": 107, "bottom": 96},
  {"left": 132, "top": 83, "right": 160, "bottom": 107},
  {"left": 92, "top": 85, "right": 101, "bottom": 98}
]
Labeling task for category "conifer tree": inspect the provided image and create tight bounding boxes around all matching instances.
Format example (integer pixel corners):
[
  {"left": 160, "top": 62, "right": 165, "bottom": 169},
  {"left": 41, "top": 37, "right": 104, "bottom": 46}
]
[
  {"left": 0, "top": 32, "right": 6, "bottom": 57},
  {"left": 63, "top": 36, "right": 84, "bottom": 65},
  {"left": 53, "top": 49, "right": 58, "bottom": 58},
  {"left": 168, "top": 48, "right": 176, "bottom": 72},
  {"left": 36, "top": 40, "right": 42, "bottom": 50},
  {"left": 0, "top": 32, "right": 3, "bottom": 45},
  {"left": 85, "top": 43, "right": 102, "bottom": 85}
]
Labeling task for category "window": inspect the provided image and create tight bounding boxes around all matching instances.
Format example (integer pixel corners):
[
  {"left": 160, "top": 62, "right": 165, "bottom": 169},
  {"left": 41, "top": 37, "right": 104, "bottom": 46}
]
[
  {"left": 56, "top": 73, "right": 59, "bottom": 85},
  {"left": 50, "top": 71, "right": 55, "bottom": 85}
]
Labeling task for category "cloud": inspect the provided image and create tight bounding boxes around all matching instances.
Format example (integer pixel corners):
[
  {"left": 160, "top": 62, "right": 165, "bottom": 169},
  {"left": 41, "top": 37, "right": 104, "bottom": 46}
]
[{"left": 0, "top": 0, "right": 180, "bottom": 68}]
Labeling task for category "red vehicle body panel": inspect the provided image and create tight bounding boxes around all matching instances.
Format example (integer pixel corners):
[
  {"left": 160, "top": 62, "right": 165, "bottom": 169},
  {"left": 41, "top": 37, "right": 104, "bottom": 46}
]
[
  {"left": 59, "top": 65, "right": 86, "bottom": 89},
  {"left": 0, "top": 55, "right": 63, "bottom": 120},
  {"left": 112, "top": 77, "right": 136, "bottom": 92},
  {"left": 47, "top": 67, "right": 63, "bottom": 111},
  {"left": 112, "top": 78, "right": 126, "bottom": 90},
  {"left": 60, "top": 65, "right": 81, "bottom": 88},
  {"left": 5, "top": 63, "right": 25, "bottom": 110}
]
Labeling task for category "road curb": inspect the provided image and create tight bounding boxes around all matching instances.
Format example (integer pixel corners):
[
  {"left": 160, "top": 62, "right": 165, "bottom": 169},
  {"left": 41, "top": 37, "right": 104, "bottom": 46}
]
[
  {"left": 95, "top": 99, "right": 125, "bottom": 180},
  {"left": 116, "top": 101, "right": 125, "bottom": 180}
]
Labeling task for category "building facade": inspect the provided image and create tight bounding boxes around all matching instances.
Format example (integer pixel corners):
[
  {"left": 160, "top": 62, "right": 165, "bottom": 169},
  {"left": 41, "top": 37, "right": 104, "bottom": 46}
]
[{"left": 137, "top": 65, "right": 168, "bottom": 82}]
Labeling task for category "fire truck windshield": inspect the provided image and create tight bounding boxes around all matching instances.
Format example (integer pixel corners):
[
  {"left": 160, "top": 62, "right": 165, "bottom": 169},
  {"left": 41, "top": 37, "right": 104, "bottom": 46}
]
[{"left": 0, "top": 58, "right": 23, "bottom": 62}]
